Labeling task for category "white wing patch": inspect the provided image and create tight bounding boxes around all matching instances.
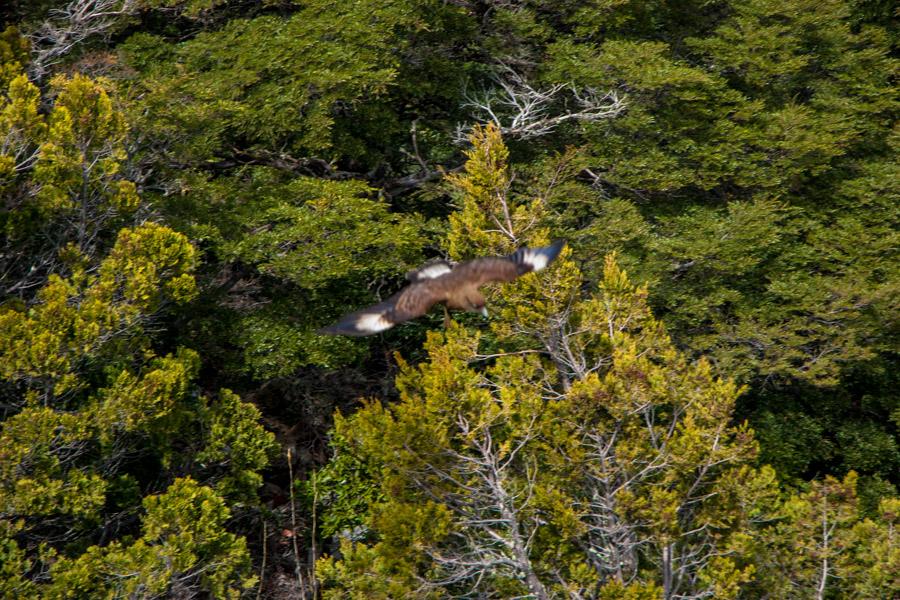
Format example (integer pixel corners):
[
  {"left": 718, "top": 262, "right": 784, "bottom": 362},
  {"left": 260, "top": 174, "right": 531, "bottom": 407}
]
[
  {"left": 514, "top": 241, "right": 564, "bottom": 274},
  {"left": 354, "top": 311, "right": 394, "bottom": 333},
  {"left": 408, "top": 261, "right": 453, "bottom": 282},
  {"left": 522, "top": 249, "right": 550, "bottom": 271}
]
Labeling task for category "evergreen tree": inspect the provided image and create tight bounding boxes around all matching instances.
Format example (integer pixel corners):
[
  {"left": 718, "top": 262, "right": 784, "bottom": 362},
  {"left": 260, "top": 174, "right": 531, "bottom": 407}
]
[
  {"left": 0, "top": 45, "right": 276, "bottom": 596},
  {"left": 315, "top": 127, "right": 773, "bottom": 598},
  {"left": 751, "top": 472, "right": 900, "bottom": 598},
  {"left": 1, "top": 1, "right": 896, "bottom": 595}
]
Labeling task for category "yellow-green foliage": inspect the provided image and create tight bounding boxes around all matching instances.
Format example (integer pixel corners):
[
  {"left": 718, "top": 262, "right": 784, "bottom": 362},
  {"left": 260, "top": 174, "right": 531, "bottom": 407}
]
[
  {"left": 0, "top": 223, "right": 195, "bottom": 398},
  {"left": 98, "top": 223, "right": 198, "bottom": 306},
  {"left": 0, "top": 405, "right": 107, "bottom": 521},
  {"left": 0, "top": 72, "right": 44, "bottom": 196},
  {"left": 748, "top": 472, "right": 900, "bottom": 598},
  {"left": 317, "top": 126, "right": 896, "bottom": 597},
  {"left": 0, "top": 73, "right": 45, "bottom": 147},
  {"left": 317, "top": 536, "right": 439, "bottom": 600},
  {"left": 90, "top": 350, "right": 200, "bottom": 443},
  {"left": 318, "top": 262, "right": 777, "bottom": 597},
  {"left": 196, "top": 389, "right": 278, "bottom": 502},
  {"left": 2, "top": 1, "right": 896, "bottom": 596},
  {"left": 842, "top": 496, "right": 900, "bottom": 597},
  {"left": 0, "top": 341, "right": 273, "bottom": 593},
  {"left": 0, "top": 26, "right": 29, "bottom": 91},
  {"left": 0, "top": 60, "right": 142, "bottom": 290},
  {"left": 32, "top": 73, "right": 134, "bottom": 214},
  {"left": 0, "top": 255, "right": 272, "bottom": 593},
  {"left": 46, "top": 478, "right": 255, "bottom": 599},
  {"left": 447, "top": 123, "right": 551, "bottom": 259},
  {"left": 0, "top": 520, "right": 34, "bottom": 599},
  {"left": 0, "top": 60, "right": 273, "bottom": 593}
]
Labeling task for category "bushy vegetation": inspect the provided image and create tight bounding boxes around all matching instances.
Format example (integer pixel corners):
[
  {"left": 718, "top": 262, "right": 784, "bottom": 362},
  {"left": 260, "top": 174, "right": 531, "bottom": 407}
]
[{"left": 1, "top": 0, "right": 896, "bottom": 597}]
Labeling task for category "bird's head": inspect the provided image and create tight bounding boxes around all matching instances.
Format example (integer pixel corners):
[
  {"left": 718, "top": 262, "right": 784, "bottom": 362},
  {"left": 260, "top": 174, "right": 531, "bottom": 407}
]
[{"left": 467, "top": 299, "right": 488, "bottom": 318}]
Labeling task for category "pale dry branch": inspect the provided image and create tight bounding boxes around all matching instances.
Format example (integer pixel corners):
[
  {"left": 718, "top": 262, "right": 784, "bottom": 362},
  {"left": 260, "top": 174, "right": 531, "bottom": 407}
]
[
  {"left": 406, "top": 410, "right": 550, "bottom": 599},
  {"left": 456, "top": 64, "right": 625, "bottom": 143},
  {"left": 28, "top": 0, "right": 141, "bottom": 82}
]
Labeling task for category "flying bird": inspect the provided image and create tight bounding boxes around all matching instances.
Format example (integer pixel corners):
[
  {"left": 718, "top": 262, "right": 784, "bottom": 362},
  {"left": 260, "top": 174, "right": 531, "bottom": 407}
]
[{"left": 319, "top": 240, "right": 565, "bottom": 336}]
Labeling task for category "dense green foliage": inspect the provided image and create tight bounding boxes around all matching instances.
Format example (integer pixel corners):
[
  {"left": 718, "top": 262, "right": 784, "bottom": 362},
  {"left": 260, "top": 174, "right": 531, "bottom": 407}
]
[
  {"left": 0, "top": 49, "right": 276, "bottom": 596},
  {"left": 1, "top": 0, "right": 897, "bottom": 597}
]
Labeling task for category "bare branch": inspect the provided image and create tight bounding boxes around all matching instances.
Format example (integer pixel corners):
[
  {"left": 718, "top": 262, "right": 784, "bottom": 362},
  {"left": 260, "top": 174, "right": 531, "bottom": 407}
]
[
  {"left": 457, "top": 63, "right": 625, "bottom": 143},
  {"left": 28, "top": 0, "right": 141, "bottom": 82},
  {"left": 404, "top": 410, "right": 551, "bottom": 599}
]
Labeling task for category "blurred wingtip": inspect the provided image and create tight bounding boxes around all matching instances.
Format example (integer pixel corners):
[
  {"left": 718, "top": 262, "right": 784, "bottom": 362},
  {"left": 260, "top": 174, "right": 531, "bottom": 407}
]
[
  {"left": 513, "top": 239, "right": 567, "bottom": 273},
  {"left": 546, "top": 239, "right": 566, "bottom": 259},
  {"left": 318, "top": 309, "right": 395, "bottom": 337}
]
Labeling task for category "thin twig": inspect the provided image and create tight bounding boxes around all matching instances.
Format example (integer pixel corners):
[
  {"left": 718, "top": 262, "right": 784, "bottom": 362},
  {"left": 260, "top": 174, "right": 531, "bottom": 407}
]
[
  {"left": 310, "top": 471, "right": 320, "bottom": 597},
  {"left": 256, "top": 521, "right": 267, "bottom": 600},
  {"left": 287, "top": 448, "right": 304, "bottom": 592}
]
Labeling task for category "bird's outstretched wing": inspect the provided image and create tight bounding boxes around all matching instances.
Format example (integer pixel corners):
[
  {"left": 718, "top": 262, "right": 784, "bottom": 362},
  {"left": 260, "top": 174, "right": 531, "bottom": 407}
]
[
  {"left": 508, "top": 240, "right": 566, "bottom": 275},
  {"left": 319, "top": 240, "right": 565, "bottom": 336},
  {"left": 450, "top": 239, "right": 566, "bottom": 286},
  {"left": 406, "top": 260, "right": 454, "bottom": 283},
  {"left": 317, "top": 282, "right": 446, "bottom": 336}
]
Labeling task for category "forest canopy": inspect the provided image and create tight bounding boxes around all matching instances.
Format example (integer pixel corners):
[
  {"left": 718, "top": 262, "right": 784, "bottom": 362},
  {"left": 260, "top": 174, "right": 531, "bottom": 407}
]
[{"left": 0, "top": 0, "right": 897, "bottom": 597}]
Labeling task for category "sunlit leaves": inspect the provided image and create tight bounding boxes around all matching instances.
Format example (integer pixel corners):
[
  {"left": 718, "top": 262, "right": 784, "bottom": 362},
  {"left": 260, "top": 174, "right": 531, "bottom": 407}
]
[
  {"left": 749, "top": 472, "right": 900, "bottom": 598},
  {"left": 318, "top": 261, "right": 777, "bottom": 597},
  {"left": 0, "top": 61, "right": 271, "bottom": 597},
  {"left": 0, "top": 223, "right": 195, "bottom": 398},
  {"left": 1, "top": 62, "right": 147, "bottom": 305},
  {"left": 196, "top": 389, "right": 278, "bottom": 502},
  {"left": 317, "top": 124, "right": 779, "bottom": 594},
  {"left": 0, "top": 27, "right": 29, "bottom": 92},
  {"left": 47, "top": 478, "right": 255, "bottom": 599}
]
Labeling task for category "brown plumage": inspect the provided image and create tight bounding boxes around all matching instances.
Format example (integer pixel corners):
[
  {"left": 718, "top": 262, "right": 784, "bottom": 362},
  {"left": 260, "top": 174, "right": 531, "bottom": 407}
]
[{"left": 319, "top": 241, "right": 565, "bottom": 336}]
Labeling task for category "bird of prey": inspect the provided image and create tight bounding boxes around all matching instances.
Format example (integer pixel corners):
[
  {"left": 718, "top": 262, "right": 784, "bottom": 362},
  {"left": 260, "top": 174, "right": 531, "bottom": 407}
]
[{"left": 319, "top": 240, "right": 565, "bottom": 336}]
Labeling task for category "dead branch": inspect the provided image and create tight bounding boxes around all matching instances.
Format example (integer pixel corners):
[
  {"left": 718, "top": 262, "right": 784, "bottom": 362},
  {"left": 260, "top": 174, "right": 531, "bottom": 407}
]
[
  {"left": 456, "top": 64, "right": 625, "bottom": 143},
  {"left": 28, "top": 0, "right": 141, "bottom": 82}
]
